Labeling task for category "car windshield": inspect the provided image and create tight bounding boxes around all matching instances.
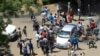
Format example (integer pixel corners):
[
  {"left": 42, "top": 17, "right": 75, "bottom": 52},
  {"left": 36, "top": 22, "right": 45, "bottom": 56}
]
[{"left": 58, "top": 31, "right": 70, "bottom": 38}]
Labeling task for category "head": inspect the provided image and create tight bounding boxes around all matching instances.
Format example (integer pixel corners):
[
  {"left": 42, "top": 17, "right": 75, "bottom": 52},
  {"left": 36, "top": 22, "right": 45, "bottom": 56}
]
[
  {"left": 18, "top": 27, "right": 20, "bottom": 30},
  {"left": 68, "top": 39, "right": 70, "bottom": 42},
  {"left": 87, "top": 25, "right": 89, "bottom": 27},
  {"left": 92, "top": 20, "right": 94, "bottom": 22},
  {"left": 60, "top": 20, "right": 62, "bottom": 21},
  {"left": 37, "top": 31, "right": 39, "bottom": 34},
  {"left": 50, "top": 13, "right": 52, "bottom": 15},
  {"left": 45, "top": 6, "right": 47, "bottom": 9},
  {"left": 44, "top": 30, "right": 46, "bottom": 32},
  {"left": 24, "top": 26, "right": 27, "bottom": 28},
  {"left": 55, "top": 13, "right": 57, "bottom": 15},
  {"left": 78, "top": 22, "right": 81, "bottom": 24},
  {"left": 50, "top": 28, "right": 52, "bottom": 30},
  {"left": 29, "top": 40, "right": 31, "bottom": 43}
]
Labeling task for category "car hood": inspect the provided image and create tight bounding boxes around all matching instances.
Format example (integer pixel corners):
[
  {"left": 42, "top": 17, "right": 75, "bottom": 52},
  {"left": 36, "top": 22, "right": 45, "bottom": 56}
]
[{"left": 56, "top": 36, "right": 70, "bottom": 44}]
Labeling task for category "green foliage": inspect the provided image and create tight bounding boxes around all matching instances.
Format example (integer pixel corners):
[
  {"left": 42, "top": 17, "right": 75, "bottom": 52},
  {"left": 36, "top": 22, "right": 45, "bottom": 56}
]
[
  {"left": 0, "top": 0, "right": 42, "bottom": 48},
  {"left": 0, "top": 0, "right": 41, "bottom": 18},
  {"left": 0, "top": 18, "right": 9, "bottom": 48}
]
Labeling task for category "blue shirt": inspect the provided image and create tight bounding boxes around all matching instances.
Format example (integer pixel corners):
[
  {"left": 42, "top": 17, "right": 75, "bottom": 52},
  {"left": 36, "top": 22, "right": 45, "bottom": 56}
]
[
  {"left": 72, "top": 37, "right": 78, "bottom": 44},
  {"left": 48, "top": 15, "right": 53, "bottom": 21}
]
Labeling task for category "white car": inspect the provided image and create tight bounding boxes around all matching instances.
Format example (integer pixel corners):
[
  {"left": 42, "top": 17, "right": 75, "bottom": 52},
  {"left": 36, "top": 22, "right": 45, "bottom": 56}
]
[
  {"left": 2, "top": 24, "right": 17, "bottom": 38},
  {"left": 55, "top": 23, "right": 79, "bottom": 48}
]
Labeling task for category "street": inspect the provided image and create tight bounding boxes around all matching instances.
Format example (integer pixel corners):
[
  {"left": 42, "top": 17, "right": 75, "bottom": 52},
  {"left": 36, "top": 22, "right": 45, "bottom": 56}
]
[
  {"left": 3, "top": 4, "right": 100, "bottom": 56},
  {"left": 7, "top": 15, "right": 100, "bottom": 56}
]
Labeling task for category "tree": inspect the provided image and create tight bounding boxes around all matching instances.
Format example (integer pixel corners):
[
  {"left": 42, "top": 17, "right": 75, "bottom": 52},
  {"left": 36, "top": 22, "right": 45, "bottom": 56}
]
[{"left": 0, "top": 0, "right": 41, "bottom": 48}]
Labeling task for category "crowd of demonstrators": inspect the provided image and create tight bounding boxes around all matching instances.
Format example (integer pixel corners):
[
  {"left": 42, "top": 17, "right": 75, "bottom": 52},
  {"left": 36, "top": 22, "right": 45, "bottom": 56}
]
[{"left": 15, "top": 5, "right": 100, "bottom": 56}]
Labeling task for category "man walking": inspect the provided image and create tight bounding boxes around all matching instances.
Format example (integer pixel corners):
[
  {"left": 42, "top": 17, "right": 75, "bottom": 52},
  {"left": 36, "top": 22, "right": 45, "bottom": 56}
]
[
  {"left": 22, "top": 26, "right": 27, "bottom": 38},
  {"left": 28, "top": 40, "right": 34, "bottom": 55}
]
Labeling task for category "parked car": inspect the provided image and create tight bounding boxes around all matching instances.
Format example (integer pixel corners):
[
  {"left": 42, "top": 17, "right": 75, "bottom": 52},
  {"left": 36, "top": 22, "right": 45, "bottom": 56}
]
[
  {"left": 55, "top": 23, "right": 79, "bottom": 48},
  {"left": 2, "top": 24, "right": 17, "bottom": 39}
]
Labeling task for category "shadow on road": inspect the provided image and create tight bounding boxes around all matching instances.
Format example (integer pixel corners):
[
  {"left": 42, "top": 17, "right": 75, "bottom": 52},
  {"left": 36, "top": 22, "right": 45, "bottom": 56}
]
[
  {"left": 89, "top": 46, "right": 97, "bottom": 49},
  {"left": 0, "top": 49, "right": 13, "bottom": 56},
  {"left": 10, "top": 35, "right": 19, "bottom": 42},
  {"left": 52, "top": 50, "right": 61, "bottom": 53},
  {"left": 77, "top": 48, "right": 85, "bottom": 50}
]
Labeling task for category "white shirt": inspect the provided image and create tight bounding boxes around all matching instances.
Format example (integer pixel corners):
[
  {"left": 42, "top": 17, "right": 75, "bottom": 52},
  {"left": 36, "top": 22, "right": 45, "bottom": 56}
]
[
  {"left": 70, "top": 50, "right": 75, "bottom": 56},
  {"left": 39, "top": 25, "right": 44, "bottom": 33},
  {"left": 41, "top": 12, "right": 46, "bottom": 19},
  {"left": 54, "top": 15, "right": 58, "bottom": 21},
  {"left": 36, "top": 34, "right": 41, "bottom": 40},
  {"left": 66, "top": 42, "right": 71, "bottom": 48},
  {"left": 78, "top": 23, "right": 82, "bottom": 27}
]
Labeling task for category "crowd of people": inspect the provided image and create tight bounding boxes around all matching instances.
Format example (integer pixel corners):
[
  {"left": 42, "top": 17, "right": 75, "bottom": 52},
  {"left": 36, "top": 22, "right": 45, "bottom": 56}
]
[{"left": 15, "top": 4, "right": 100, "bottom": 56}]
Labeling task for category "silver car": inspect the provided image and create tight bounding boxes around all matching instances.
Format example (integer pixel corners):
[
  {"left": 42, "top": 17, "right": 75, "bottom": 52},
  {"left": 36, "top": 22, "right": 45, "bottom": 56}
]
[{"left": 55, "top": 23, "right": 79, "bottom": 48}]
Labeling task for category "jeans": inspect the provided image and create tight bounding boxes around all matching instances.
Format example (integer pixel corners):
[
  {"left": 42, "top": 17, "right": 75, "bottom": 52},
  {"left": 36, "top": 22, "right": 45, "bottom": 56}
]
[{"left": 73, "top": 43, "right": 79, "bottom": 49}]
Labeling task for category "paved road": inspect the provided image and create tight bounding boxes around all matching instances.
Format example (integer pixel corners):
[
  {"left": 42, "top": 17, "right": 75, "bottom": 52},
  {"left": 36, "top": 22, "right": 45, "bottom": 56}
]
[
  {"left": 7, "top": 4, "right": 100, "bottom": 56},
  {"left": 7, "top": 15, "right": 100, "bottom": 56}
]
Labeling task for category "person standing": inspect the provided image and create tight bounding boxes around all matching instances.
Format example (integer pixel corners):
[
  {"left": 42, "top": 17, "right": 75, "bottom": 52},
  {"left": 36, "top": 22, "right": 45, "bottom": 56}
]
[
  {"left": 86, "top": 25, "right": 92, "bottom": 36},
  {"left": 72, "top": 36, "right": 79, "bottom": 50},
  {"left": 90, "top": 20, "right": 96, "bottom": 32},
  {"left": 67, "top": 14, "right": 72, "bottom": 23},
  {"left": 56, "top": 3, "right": 60, "bottom": 15},
  {"left": 53, "top": 13, "right": 58, "bottom": 25},
  {"left": 70, "top": 48, "right": 75, "bottom": 56},
  {"left": 17, "top": 40, "right": 23, "bottom": 55},
  {"left": 43, "top": 6, "right": 49, "bottom": 18},
  {"left": 17, "top": 27, "right": 22, "bottom": 39},
  {"left": 23, "top": 47, "right": 28, "bottom": 56},
  {"left": 41, "top": 11, "right": 46, "bottom": 25},
  {"left": 48, "top": 13, "right": 54, "bottom": 24},
  {"left": 41, "top": 30, "right": 48, "bottom": 38},
  {"left": 59, "top": 20, "right": 63, "bottom": 27},
  {"left": 66, "top": 40, "right": 72, "bottom": 55},
  {"left": 33, "top": 21, "right": 39, "bottom": 32},
  {"left": 93, "top": 26, "right": 99, "bottom": 41},
  {"left": 43, "top": 38, "right": 49, "bottom": 56},
  {"left": 39, "top": 38, "right": 45, "bottom": 54},
  {"left": 48, "top": 35, "right": 55, "bottom": 53},
  {"left": 28, "top": 40, "right": 34, "bottom": 55},
  {"left": 22, "top": 26, "right": 27, "bottom": 38},
  {"left": 36, "top": 31, "right": 41, "bottom": 48}
]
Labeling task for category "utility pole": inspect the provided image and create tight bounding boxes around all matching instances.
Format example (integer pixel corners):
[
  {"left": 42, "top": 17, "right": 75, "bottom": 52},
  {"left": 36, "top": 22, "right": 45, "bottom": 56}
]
[
  {"left": 68, "top": 1, "right": 71, "bottom": 12},
  {"left": 77, "top": 0, "right": 81, "bottom": 21}
]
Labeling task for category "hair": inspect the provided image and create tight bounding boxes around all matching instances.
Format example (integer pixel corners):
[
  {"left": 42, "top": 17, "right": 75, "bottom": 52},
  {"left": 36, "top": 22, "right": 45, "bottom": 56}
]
[
  {"left": 29, "top": 40, "right": 31, "bottom": 43},
  {"left": 18, "top": 27, "right": 20, "bottom": 30},
  {"left": 87, "top": 25, "right": 89, "bottom": 27},
  {"left": 78, "top": 22, "right": 81, "bottom": 23},
  {"left": 37, "top": 31, "right": 39, "bottom": 34},
  {"left": 24, "top": 26, "right": 27, "bottom": 28},
  {"left": 50, "top": 13, "right": 52, "bottom": 15}
]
